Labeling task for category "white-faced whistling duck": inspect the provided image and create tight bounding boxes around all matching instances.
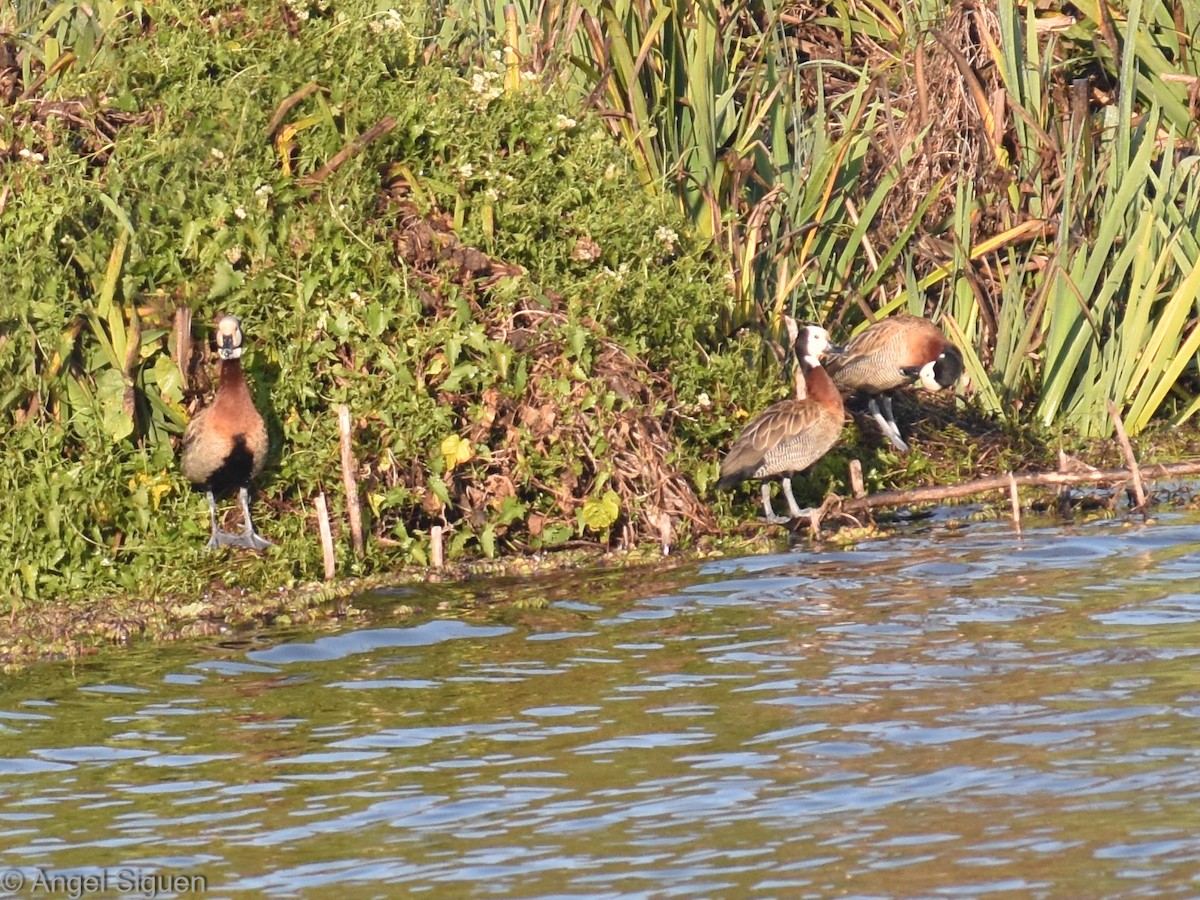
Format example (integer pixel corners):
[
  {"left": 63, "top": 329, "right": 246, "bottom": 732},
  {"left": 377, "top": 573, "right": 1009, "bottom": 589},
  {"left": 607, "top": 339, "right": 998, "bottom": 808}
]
[
  {"left": 717, "top": 323, "right": 845, "bottom": 524},
  {"left": 180, "top": 314, "right": 271, "bottom": 551},
  {"left": 823, "top": 315, "right": 963, "bottom": 453}
]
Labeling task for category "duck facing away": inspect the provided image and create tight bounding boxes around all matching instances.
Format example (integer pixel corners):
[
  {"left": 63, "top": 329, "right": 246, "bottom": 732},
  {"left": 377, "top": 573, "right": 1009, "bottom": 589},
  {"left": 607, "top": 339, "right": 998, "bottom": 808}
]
[
  {"left": 180, "top": 314, "right": 271, "bottom": 551},
  {"left": 717, "top": 324, "right": 845, "bottom": 524},
  {"left": 823, "top": 315, "right": 963, "bottom": 453}
]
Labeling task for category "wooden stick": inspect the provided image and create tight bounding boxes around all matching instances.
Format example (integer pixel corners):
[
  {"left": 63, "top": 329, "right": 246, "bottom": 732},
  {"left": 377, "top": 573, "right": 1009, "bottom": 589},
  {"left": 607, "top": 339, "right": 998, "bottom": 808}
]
[
  {"left": 832, "top": 460, "right": 1200, "bottom": 516},
  {"left": 849, "top": 459, "right": 866, "bottom": 499},
  {"left": 18, "top": 50, "right": 75, "bottom": 102},
  {"left": 174, "top": 307, "right": 192, "bottom": 391},
  {"left": 1008, "top": 472, "right": 1021, "bottom": 532},
  {"left": 1107, "top": 400, "right": 1146, "bottom": 512},
  {"left": 266, "top": 82, "right": 324, "bottom": 140},
  {"left": 298, "top": 116, "right": 397, "bottom": 187},
  {"left": 337, "top": 405, "right": 364, "bottom": 557},
  {"left": 430, "top": 525, "right": 444, "bottom": 570},
  {"left": 314, "top": 492, "right": 336, "bottom": 580},
  {"left": 656, "top": 510, "right": 673, "bottom": 557}
]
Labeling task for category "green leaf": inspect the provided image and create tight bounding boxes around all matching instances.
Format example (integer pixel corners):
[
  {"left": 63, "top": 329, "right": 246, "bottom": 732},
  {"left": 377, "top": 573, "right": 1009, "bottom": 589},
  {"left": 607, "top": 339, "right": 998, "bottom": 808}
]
[
  {"left": 580, "top": 489, "right": 620, "bottom": 533},
  {"left": 426, "top": 475, "right": 451, "bottom": 506},
  {"left": 479, "top": 525, "right": 496, "bottom": 558},
  {"left": 95, "top": 368, "right": 134, "bottom": 443},
  {"left": 540, "top": 522, "right": 574, "bottom": 547},
  {"left": 209, "top": 261, "right": 244, "bottom": 300},
  {"left": 496, "top": 495, "right": 528, "bottom": 527}
]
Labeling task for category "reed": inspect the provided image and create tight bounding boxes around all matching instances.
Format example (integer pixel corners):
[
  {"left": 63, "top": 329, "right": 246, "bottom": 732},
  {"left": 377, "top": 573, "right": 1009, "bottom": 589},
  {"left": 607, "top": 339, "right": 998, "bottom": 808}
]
[{"left": 459, "top": 0, "right": 1200, "bottom": 437}]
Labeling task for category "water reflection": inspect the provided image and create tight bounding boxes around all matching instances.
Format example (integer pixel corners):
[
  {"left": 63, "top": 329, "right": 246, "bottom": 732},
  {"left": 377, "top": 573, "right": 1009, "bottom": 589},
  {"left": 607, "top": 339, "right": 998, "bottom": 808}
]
[{"left": 2, "top": 511, "right": 1200, "bottom": 895}]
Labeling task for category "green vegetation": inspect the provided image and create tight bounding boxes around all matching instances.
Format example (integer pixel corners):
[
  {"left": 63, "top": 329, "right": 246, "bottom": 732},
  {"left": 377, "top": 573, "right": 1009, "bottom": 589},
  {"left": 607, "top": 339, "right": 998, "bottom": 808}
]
[
  {"left": 0, "top": 0, "right": 775, "bottom": 611},
  {"left": 3, "top": 0, "right": 1200, "bottom": 640}
]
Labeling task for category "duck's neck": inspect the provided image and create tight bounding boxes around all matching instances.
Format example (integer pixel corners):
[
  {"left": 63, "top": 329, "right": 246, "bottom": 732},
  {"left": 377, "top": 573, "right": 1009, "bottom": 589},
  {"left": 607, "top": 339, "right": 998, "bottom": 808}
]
[
  {"left": 219, "top": 359, "right": 250, "bottom": 397},
  {"left": 802, "top": 362, "right": 843, "bottom": 414}
]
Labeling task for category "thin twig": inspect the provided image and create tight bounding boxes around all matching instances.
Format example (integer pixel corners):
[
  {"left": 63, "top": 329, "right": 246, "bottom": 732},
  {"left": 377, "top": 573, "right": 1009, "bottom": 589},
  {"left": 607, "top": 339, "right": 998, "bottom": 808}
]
[
  {"left": 298, "top": 116, "right": 397, "bottom": 187},
  {"left": 849, "top": 459, "right": 866, "bottom": 499},
  {"left": 18, "top": 51, "right": 75, "bottom": 101},
  {"left": 173, "top": 307, "right": 192, "bottom": 391},
  {"left": 1108, "top": 400, "right": 1146, "bottom": 512},
  {"left": 1008, "top": 472, "right": 1021, "bottom": 533},
  {"left": 503, "top": 5, "right": 522, "bottom": 94},
  {"left": 266, "top": 82, "right": 324, "bottom": 139},
  {"left": 430, "top": 525, "right": 444, "bottom": 570}
]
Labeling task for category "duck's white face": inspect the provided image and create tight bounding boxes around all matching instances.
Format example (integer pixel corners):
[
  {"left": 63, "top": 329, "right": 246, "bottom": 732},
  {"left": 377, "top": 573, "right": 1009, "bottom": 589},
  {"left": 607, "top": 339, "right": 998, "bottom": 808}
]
[
  {"left": 916, "top": 359, "right": 941, "bottom": 392},
  {"left": 799, "top": 325, "right": 833, "bottom": 368},
  {"left": 216, "top": 315, "right": 245, "bottom": 360},
  {"left": 917, "top": 350, "right": 965, "bottom": 392}
]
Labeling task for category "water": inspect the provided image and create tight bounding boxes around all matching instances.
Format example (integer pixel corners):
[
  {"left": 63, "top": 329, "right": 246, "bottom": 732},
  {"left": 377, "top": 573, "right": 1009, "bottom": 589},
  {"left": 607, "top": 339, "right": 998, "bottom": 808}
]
[{"left": 5, "top": 508, "right": 1200, "bottom": 898}]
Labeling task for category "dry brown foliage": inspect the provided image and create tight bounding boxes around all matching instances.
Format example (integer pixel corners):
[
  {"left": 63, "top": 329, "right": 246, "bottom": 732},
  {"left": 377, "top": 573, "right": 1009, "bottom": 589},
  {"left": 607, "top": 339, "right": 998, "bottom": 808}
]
[
  {"left": 788, "top": 2, "right": 1015, "bottom": 252},
  {"left": 376, "top": 175, "right": 715, "bottom": 551}
]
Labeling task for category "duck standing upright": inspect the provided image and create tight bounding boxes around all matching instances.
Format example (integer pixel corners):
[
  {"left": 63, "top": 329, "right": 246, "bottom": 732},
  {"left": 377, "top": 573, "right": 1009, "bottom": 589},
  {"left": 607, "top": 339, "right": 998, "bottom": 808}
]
[
  {"left": 180, "top": 314, "right": 272, "bottom": 550},
  {"left": 717, "top": 323, "right": 844, "bottom": 524},
  {"left": 823, "top": 315, "right": 963, "bottom": 452}
]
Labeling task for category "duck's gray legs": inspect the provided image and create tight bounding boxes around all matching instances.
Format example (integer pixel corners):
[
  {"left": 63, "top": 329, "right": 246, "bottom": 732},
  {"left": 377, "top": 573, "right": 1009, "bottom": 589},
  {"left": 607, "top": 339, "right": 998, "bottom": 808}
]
[
  {"left": 760, "top": 479, "right": 811, "bottom": 525},
  {"left": 203, "top": 487, "right": 271, "bottom": 551},
  {"left": 234, "top": 486, "right": 273, "bottom": 551},
  {"left": 781, "top": 477, "right": 819, "bottom": 524},
  {"left": 205, "top": 490, "right": 221, "bottom": 542},
  {"left": 868, "top": 395, "right": 909, "bottom": 452},
  {"left": 759, "top": 482, "right": 790, "bottom": 525},
  {"left": 204, "top": 490, "right": 241, "bottom": 549},
  {"left": 780, "top": 477, "right": 805, "bottom": 518}
]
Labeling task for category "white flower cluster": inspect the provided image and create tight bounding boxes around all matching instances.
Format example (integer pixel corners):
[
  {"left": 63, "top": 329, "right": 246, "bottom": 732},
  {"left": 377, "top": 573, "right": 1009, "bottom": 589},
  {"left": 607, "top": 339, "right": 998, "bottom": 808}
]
[
  {"left": 369, "top": 9, "right": 404, "bottom": 34},
  {"left": 602, "top": 261, "right": 632, "bottom": 284},
  {"left": 470, "top": 69, "right": 504, "bottom": 107}
]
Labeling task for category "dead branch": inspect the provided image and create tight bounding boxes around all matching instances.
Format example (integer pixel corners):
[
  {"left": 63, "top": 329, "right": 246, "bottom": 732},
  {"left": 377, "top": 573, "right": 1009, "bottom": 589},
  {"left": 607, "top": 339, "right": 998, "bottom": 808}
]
[
  {"left": 298, "top": 116, "right": 397, "bottom": 187},
  {"left": 1108, "top": 400, "right": 1146, "bottom": 511},
  {"left": 830, "top": 461, "right": 1200, "bottom": 517},
  {"left": 266, "top": 82, "right": 324, "bottom": 140},
  {"left": 18, "top": 51, "right": 76, "bottom": 102}
]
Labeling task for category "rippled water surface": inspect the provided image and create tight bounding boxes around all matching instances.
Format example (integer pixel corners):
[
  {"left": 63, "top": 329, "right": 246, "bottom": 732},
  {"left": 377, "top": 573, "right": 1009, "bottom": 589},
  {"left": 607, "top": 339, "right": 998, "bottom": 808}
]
[{"left": 6, "top": 509, "right": 1200, "bottom": 898}]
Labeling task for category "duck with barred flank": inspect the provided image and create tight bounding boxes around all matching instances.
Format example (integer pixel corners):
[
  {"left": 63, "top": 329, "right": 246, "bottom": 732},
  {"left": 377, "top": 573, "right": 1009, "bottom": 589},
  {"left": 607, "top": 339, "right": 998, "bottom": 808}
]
[
  {"left": 717, "top": 322, "right": 845, "bottom": 524},
  {"left": 823, "top": 315, "right": 963, "bottom": 453}
]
